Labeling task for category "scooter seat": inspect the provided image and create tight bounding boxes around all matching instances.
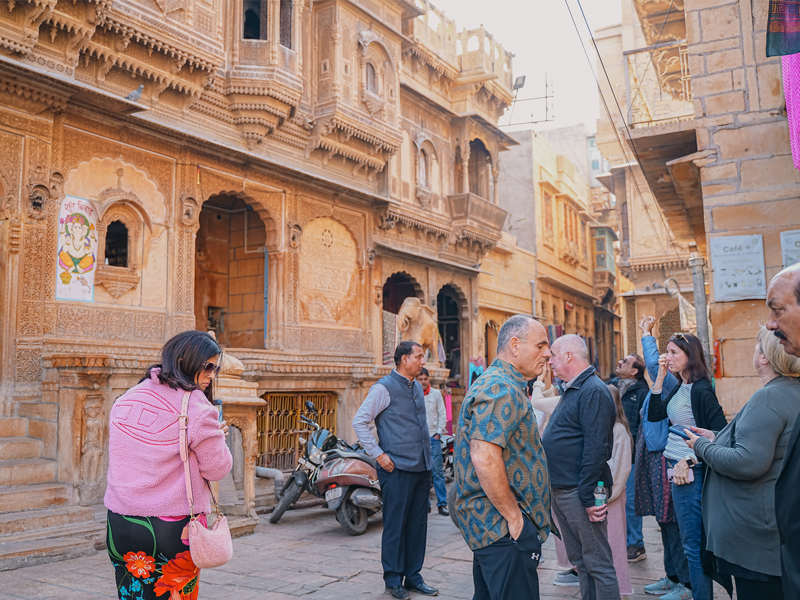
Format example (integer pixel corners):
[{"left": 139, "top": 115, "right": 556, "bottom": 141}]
[{"left": 327, "top": 449, "right": 378, "bottom": 471}]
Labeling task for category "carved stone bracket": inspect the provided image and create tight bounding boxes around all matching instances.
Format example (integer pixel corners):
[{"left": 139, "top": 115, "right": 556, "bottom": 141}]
[{"left": 94, "top": 265, "right": 141, "bottom": 301}]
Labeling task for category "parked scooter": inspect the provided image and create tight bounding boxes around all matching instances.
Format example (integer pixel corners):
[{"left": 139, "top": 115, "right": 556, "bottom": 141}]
[
  {"left": 269, "top": 401, "right": 353, "bottom": 524},
  {"left": 315, "top": 448, "right": 382, "bottom": 535}
]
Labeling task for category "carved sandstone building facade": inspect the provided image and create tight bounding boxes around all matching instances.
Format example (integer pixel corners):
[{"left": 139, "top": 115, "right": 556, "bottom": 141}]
[
  {"left": 0, "top": 0, "right": 513, "bottom": 562},
  {"left": 595, "top": 0, "right": 800, "bottom": 414}
]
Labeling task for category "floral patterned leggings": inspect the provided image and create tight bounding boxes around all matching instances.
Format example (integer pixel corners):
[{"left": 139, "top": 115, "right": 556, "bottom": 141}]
[{"left": 106, "top": 510, "right": 201, "bottom": 600}]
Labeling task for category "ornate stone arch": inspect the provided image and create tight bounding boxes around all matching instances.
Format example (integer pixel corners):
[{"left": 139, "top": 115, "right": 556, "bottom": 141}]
[
  {"left": 357, "top": 30, "right": 397, "bottom": 118},
  {"left": 197, "top": 167, "right": 283, "bottom": 251},
  {"left": 413, "top": 134, "right": 439, "bottom": 204},
  {"left": 96, "top": 199, "right": 153, "bottom": 270},
  {"left": 438, "top": 279, "right": 469, "bottom": 319}
]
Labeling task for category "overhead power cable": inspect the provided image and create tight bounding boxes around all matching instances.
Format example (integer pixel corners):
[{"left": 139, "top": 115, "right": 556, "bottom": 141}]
[{"left": 563, "top": 0, "right": 686, "bottom": 263}]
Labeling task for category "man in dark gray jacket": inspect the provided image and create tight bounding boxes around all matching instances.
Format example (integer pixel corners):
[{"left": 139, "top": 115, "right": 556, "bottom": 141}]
[
  {"left": 767, "top": 262, "right": 800, "bottom": 600},
  {"left": 542, "top": 334, "right": 619, "bottom": 600},
  {"left": 353, "top": 341, "right": 436, "bottom": 600}
]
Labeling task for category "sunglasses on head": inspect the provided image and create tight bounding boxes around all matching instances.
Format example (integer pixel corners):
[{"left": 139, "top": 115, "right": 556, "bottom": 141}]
[
  {"left": 202, "top": 362, "right": 221, "bottom": 377},
  {"left": 672, "top": 332, "right": 686, "bottom": 341}
]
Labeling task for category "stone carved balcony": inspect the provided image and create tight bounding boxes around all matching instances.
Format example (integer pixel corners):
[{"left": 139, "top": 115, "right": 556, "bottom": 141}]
[
  {"left": 625, "top": 41, "right": 693, "bottom": 128},
  {"left": 448, "top": 193, "right": 508, "bottom": 251}
]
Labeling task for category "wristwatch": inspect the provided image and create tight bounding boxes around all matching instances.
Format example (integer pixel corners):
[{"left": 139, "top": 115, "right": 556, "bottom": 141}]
[{"left": 686, "top": 457, "right": 697, "bottom": 468}]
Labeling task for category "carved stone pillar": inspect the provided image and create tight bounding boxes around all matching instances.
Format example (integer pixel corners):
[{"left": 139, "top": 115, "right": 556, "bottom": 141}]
[
  {"left": 492, "top": 166, "right": 500, "bottom": 205},
  {"left": 294, "top": 0, "right": 306, "bottom": 78},
  {"left": 460, "top": 141, "right": 470, "bottom": 194},
  {"left": 215, "top": 351, "right": 266, "bottom": 537}
]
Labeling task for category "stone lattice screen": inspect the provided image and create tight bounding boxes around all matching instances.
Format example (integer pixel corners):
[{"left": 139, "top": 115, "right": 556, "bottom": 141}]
[{"left": 257, "top": 393, "right": 338, "bottom": 470}]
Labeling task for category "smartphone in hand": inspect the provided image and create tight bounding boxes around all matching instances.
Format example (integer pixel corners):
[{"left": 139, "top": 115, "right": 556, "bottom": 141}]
[{"left": 669, "top": 425, "right": 690, "bottom": 440}]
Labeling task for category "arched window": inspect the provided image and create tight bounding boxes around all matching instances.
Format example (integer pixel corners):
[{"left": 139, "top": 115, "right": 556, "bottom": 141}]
[
  {"left": 419, "top": 150, "right": 428, "bottom": 188},
  {"left": 280, "top": 0, "right": 293, "bottom": 48},
  {"left": 243, "top": 0, "right": 268, "bottom": 40},
  {"left": 366, "top": 63, "right": 378, "bottom": 94},
  {"left": 105, "top": 220, "right": 129, "bottom": 267}
]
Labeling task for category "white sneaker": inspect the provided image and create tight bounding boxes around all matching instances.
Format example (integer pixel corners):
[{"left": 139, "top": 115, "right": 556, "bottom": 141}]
[
  {"left": 644, "top": 577, "right": 679, "bottom": 595},
  {"left": 659, "top": 583, "right": 693, "bottom": 600}
]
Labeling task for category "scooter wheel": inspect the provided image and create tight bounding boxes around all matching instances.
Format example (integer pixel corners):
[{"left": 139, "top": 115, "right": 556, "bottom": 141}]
[{"left": 336, "top": 497, "right": 368, "bottom": 536}]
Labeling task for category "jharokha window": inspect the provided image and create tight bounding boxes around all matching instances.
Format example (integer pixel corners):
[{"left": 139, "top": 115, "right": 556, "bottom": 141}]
[
  {"left": 243, "top": 0, "right": 268, "bottom": 40},
  {"left": 104, "top": 221, "right": 129, "bottom": 267},
  {"left": 544, "top": 193, "right": 553, "bottom": 232},
  {"left": 366, "top": 62, "right": 378, "bottom": 94},
  {"left": 280, "top": 0, "right": 292, "bottom": 48}
]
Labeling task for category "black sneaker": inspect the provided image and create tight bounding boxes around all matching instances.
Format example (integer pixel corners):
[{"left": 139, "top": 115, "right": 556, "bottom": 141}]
[{"left": 627, "top": 545, "right": 647, "bottom": 563}]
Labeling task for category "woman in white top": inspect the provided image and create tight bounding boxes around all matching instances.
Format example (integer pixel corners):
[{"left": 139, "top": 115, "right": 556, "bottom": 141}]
[{"left": 648, "top": 332, "right": 727, "bottom": 600}]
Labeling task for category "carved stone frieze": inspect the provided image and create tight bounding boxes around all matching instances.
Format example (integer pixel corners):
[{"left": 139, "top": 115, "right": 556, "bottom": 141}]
[
  {"left": 284, "top": 326, "right": 363, "bottom": 353},
  {"left": 15, "top": 346, "right": 43, "bottom": 382}
]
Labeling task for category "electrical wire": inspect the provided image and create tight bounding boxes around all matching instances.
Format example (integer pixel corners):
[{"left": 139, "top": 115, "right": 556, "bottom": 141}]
[
  {"left": 626, "top": 0, "right": 677, "bottom": 115},
  {"left": 575, "top": 0, "right": 683, "bottom": 259},
  {"left": 565, "top": 0, "right": 687, "bottom": 263}
]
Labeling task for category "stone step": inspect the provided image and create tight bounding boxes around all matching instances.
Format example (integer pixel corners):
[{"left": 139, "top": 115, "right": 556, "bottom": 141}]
[
  {"left": 0, "top": 458, "right": 56, "bottom": 486},
  {"left": 0, "top": 437, "right": 42, "bottom": 460},
  {"left": 0, "top": 419, "right": 27, "bottom": 438},
  {"left": 0, "top": 537, "right": 96, "bottom": 572},
  {"left": 0, "top": 506, "right": 96, "bottom": 538},
  {"left": 0, "top": 484, "right": 71, "bottom": 514}
]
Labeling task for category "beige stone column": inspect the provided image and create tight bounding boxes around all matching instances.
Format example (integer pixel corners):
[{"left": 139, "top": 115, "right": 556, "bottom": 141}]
[{"left": 215, "top": 351, "right": 266, "bottom": 536}]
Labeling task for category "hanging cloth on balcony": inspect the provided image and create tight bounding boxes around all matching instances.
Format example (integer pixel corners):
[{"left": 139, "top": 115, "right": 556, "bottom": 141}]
[
  {"left": 768, "top": 0, "right": 800, "bottom": 56},
  {"left": 782, "top": 53, "right": 800, "bottom": 171}
]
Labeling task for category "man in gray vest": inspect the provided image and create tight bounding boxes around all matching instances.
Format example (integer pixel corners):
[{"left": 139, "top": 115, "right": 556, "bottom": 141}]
[{"left": 353, "top": 341, "right": 436, "bottom": 599}]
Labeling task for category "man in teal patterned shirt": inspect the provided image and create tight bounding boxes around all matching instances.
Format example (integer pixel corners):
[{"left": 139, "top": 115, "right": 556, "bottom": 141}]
[{"left": 454, "top": 315, "right": 552, "bottom": 600}]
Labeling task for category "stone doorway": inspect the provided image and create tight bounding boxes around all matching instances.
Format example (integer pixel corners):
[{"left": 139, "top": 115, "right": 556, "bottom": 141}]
[
  {"left": 438, "top": 285, "right": 462, "bottom": 380},
  {"left": 194, "top": 195, "right": 268, "bottom": 348},
  {"left": 382, "top": 272, "right": 424, "bottom": 364}
]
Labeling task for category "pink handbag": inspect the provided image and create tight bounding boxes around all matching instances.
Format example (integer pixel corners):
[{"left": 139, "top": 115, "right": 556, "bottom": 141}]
[{"left": 179, "top": 391, "right": 233, "bottom": 569}]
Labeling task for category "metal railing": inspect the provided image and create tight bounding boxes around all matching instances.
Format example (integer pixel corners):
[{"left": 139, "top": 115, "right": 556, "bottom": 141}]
[{"left": 624, "top": 40, "right": 693, "bottom": 127}]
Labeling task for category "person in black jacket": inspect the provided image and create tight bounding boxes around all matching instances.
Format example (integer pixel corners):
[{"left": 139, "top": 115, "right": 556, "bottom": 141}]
[
  {"left": 613, "top": 353, "right": 650, "bottom": 563},
  {"left": 648, "top": 332, "right": 727, "bottom": 600},
  {"left": 543, "top": 334, "right": 618, "bottom": 600},
  {"left": 766, "top": 262, "right": 800, "bottom": 600}
]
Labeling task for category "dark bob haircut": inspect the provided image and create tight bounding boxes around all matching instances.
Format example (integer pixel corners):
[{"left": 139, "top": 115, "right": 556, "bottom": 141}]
[
  {"left": 668, "top": 332, "right": 711, "bottom": 383},
  {"left": 142, "top": 331, "right": 221, "bottom": 402},
  {"left": 394, "top": 341, "right": 422, "bottom": 367}
]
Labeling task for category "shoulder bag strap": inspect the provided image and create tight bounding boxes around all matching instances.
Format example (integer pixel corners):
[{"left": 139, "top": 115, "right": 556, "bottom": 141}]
[
  {"left": 179, "top": 391, "right": 195, "bottom": 516},
  {"left": 179, "top": 390, "right": 221, "bottom": 518}
]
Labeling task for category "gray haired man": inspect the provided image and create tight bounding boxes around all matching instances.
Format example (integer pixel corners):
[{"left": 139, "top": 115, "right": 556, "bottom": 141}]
[{"left": 542, "top": 334, "right": 618, "bottom": 600}]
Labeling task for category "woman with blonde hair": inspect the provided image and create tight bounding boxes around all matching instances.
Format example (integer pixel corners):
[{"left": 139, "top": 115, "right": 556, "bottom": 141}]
[{"left": 685, "top": 327, "right": 800, "bottom": 599}]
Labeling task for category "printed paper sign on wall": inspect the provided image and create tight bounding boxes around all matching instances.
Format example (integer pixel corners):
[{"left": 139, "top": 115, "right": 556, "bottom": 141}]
[
  {"left": 781, "top": 229, "right": 800, "bottom": 268},
  {"left": 56, "top": 196, "right": 98, "bottom": 302},
  {"left": 710, "top": 234, "right": 766, "bottom": 302}
]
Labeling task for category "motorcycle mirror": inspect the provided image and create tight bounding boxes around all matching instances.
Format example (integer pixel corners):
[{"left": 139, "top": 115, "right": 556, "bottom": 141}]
[{"left": 305, "top": 400, "right": 318, "bottom": 414}]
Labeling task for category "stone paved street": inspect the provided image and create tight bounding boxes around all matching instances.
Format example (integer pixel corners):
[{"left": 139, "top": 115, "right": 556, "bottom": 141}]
[{"left": 0, "top": 496, "right": 729, "bottom": 600}]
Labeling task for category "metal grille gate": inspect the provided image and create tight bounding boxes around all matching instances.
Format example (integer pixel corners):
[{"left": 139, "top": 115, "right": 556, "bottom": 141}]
[{"left": 257, "top": 392, "right": 337, "bottom": 470}]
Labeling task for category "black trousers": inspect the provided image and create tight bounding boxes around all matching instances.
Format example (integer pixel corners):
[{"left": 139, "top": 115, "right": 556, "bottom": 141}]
[
  {"left": 734, "top": 575, "right": 784, "bottom": 600},
  {"left": 472, "top": 517, "right": 541, "bottom": 600},
  {"left": 377, "top": 467, "right": 431, "bottom": 587}
]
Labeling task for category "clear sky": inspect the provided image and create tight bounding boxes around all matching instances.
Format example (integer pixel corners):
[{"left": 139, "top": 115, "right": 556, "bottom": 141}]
[{"left": 430, "top": 0, "right": 622, "bottom": 133}]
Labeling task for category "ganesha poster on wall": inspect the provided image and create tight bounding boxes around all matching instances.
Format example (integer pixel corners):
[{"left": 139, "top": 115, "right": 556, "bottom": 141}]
[{"left": 56, "top": 196, "right": 98, "bottom": 302}]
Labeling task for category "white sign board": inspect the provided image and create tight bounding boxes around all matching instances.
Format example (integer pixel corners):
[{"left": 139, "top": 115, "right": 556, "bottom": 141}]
[
  {"left": 781, "top": 229, "right": 800, "bottom": 268},
  {"left": 710, "top": 234, "right": 766, "bottom": 301}
]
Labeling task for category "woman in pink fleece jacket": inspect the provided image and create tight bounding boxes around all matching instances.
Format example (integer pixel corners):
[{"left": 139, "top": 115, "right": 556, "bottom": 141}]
[{"left": 104, "top": 330, "right": 233, "bottom": 600}]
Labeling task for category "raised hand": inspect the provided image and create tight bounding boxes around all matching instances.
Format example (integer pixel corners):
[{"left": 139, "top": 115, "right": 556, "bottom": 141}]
[{"left": 639, "top": 315, "right": 656, "bottom": 335}]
